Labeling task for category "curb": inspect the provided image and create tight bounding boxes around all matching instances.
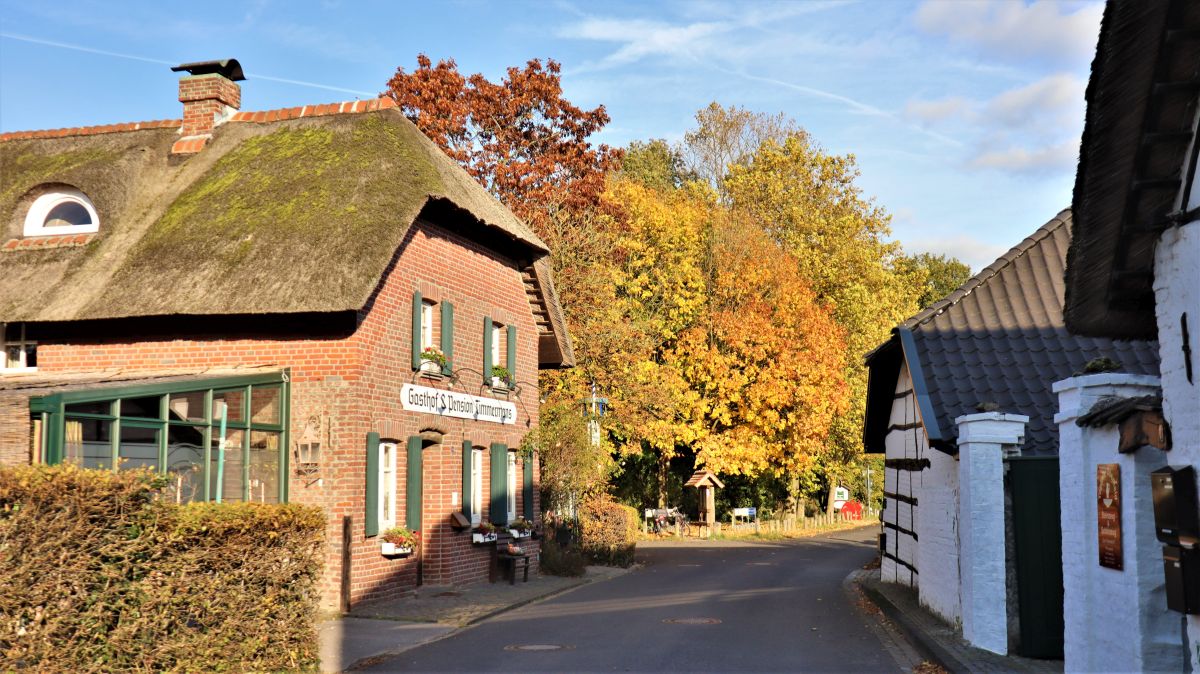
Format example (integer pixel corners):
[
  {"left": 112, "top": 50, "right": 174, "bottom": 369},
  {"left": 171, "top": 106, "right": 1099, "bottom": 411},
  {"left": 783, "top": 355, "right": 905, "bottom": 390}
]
[{"left": 856, "top": 579, "right": 965, "bottom": 674}]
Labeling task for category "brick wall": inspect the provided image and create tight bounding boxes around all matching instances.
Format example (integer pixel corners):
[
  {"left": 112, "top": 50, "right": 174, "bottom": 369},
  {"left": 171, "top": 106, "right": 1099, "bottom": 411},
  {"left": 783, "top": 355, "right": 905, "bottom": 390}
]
[{"left": 16, "top": 216, "right": 546, "bottom": 609}]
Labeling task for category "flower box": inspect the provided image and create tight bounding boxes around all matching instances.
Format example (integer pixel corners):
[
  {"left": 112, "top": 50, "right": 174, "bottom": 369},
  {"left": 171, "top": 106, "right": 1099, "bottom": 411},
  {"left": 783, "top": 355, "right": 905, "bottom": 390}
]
[
  {"left": 508, "top": 529, "right": 531, "bottom": 539},
  {"left": 381, "top": 542, "right": 414, "bottom": 557},
  {"left": 472, "top": 532, "right": 498, "bottom": 544}
]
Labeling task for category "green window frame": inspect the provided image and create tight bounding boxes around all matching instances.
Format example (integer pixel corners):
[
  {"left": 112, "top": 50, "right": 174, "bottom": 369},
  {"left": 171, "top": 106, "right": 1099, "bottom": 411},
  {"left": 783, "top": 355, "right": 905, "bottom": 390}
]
[{"left": 30, "top": 372, "right": 290, "bottom": 504}]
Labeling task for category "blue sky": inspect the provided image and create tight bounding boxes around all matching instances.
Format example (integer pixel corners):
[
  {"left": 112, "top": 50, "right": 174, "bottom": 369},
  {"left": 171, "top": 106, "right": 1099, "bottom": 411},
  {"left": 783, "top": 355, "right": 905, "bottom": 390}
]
[{"left": 0, "top": 0, "right": 1103, "bottom": 270}]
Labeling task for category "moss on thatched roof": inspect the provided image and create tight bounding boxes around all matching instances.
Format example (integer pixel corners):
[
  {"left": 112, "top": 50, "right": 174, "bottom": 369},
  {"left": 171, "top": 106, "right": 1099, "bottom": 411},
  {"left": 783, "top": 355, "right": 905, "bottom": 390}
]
[{"left": 0, "top": 109, "right": 572, "bottom": 365}]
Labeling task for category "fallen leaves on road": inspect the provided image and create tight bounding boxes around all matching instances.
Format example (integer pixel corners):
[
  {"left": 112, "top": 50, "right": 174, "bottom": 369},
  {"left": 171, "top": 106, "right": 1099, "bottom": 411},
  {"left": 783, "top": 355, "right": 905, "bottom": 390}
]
[{"left": 913, "top": 660, "right": 948, "bottom": 674}]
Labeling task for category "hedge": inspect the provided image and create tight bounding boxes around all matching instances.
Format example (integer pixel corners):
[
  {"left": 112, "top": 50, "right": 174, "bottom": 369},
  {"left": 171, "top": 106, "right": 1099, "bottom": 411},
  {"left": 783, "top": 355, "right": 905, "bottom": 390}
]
[
  {"left": 0, "top": 464, "right": 325, "bottom": 673},
  {"left": 579, "top": 494, "right": 638, "bottom": 567}
]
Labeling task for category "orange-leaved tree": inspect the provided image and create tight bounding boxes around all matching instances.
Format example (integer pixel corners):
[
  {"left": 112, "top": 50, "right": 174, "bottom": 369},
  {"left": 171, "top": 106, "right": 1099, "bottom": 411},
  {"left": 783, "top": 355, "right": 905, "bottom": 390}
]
[{"left": 384, "top": 54, "right": 622, "bottom": 234}]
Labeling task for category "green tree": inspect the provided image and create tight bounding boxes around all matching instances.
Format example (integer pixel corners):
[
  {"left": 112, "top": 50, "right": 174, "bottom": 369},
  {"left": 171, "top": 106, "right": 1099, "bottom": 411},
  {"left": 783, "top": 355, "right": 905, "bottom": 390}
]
[
  {"left": 904, "top": 252, "right": 973, "bottom": 308},
  {"left": 620, "top": 139, "right": 690, "bottom": 192}
]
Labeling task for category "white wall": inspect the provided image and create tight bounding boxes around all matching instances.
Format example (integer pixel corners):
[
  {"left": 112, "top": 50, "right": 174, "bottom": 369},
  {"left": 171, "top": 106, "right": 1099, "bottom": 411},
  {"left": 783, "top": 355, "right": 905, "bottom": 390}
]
[
  {"left": 917, "top": 438, "right": 961, "bottom": 625},
  {"left": 1155, "top": 222, "right": 1200, "bottom": 667},
  {"left": 1055, "top": 373, "right": 1176, "bottom": 673},
  {"left": 881, "top": 364, "right": 919, "bottom": 587}
]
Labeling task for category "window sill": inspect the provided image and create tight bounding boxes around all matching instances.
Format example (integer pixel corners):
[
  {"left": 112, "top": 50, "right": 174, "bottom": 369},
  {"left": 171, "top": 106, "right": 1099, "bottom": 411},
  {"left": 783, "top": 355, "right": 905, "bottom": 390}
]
[
  {"left": 418, "top": 370, "right": 445, "bottom": 381},
  {"left": 0, "top": 367, "right": 38, "bottom": 375}
]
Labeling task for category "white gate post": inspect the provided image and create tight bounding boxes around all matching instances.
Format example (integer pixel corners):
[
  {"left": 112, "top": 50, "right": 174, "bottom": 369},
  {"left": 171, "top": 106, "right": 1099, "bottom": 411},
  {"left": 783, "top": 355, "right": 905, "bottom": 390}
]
[{"left": 957, "top": 411, "right": 1028, "bottom": 655}]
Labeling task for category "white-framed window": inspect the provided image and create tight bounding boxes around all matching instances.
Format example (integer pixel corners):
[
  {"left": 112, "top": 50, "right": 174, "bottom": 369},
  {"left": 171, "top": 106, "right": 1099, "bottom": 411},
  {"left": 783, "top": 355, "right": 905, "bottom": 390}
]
[
  {"left": 23, "top": 188, "right": 100, "bottom": 237},
  {"left": 1, "top": 324, "right": 37, "bottom": 372},
  {"left": 471, "top": 448, "right": 483, "bottom": 524},
  {"left": 491, "top": 322, "right": 503, "bottom": 368},
  {"left": 379, "top": 441, "right": 397, "bottom": 531},
  {"left": 507, "top": 451, "right": 518, "bottom": 521},
  {"left": 421, "top": 301, "right": 435, "bottom": 350}
]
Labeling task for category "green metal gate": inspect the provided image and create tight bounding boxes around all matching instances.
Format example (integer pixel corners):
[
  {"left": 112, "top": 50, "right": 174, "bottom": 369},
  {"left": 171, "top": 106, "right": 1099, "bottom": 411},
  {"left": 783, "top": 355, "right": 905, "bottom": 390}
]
[{"left": 1008, "top": 456, "right": 1064, "bottom": 659}]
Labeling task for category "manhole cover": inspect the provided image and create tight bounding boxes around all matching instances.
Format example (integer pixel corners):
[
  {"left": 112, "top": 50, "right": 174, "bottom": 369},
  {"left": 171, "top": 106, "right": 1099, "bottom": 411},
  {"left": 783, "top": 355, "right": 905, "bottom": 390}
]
[
  {"left": 504, "top": 644, "right": 574, "bottom": 651},
  {"left": 434, "top": 591, "right": 462, "bottom": 597},
  {"left": 678, "top": 563, "right": 701, "bottom": 567},
  {"left": 663, "top": 617, "right": 721, "bottom": 625}
]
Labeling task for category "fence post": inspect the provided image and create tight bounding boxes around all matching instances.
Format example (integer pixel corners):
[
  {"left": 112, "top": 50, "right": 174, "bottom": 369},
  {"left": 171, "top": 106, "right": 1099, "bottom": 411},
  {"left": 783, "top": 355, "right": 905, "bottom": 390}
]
[{"left": 340, "top": 515, "right": 352, "bottom": 614}]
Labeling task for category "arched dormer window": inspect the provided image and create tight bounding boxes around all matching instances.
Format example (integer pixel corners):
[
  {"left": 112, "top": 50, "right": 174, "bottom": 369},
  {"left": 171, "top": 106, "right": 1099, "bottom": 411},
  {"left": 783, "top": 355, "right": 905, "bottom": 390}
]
[{"left": 22, "top": 188, "right": 99, "bottom": 237}]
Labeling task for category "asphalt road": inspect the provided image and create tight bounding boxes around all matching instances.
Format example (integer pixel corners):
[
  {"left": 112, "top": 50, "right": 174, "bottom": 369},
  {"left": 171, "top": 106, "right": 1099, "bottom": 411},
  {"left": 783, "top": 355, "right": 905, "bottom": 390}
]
[{"left": 365, "top": 526, "right": 903, "bottom": 672}]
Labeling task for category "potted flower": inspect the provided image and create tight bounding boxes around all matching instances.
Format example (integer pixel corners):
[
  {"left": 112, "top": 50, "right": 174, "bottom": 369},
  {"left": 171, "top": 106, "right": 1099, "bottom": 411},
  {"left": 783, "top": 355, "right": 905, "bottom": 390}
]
[
  {"left": 381, "top": 526, "right": 418, "bottom": 556},
  {"left": 472, "top": 521, "right": 498, "bottom": 544},
  {"left": 420, "top": 346, "right": 447, "bottom": 374},
  {"left": 490, "top": 365, "right": 511, "bottom": 389},
  {"left": 508, "top": 517, "right": 533, "bottom": 539}
]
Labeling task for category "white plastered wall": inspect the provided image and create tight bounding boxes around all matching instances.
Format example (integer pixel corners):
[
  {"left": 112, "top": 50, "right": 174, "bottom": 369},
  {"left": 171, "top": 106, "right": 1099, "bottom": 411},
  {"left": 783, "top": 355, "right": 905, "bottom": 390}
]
[
  {"left": 1155, "top": 222, "right": 1200, "bottom": 668},
  {"left": 881, "top": 363, "right": 920, "bottom": 587},
  {"left": 918, "top": 433, "right": 961, "bottom": 625}
]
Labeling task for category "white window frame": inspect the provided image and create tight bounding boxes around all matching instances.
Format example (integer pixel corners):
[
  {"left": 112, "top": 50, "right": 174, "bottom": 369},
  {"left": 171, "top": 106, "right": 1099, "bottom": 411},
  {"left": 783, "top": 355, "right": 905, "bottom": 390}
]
[
  {"left": 507, "top": 451, "right": 518, "bottom": 522},
  {"left": 379, "top": 441, "right": 397, "bottom": 531},
  {"left": 471, "top": 448, "right": 483, "bottom": 525},
  {"left": 420, "top": 301, "right": 437, "bottom": 373},
  {"left": 1, "top": 323, "right": 37, "bottom": 373},
  {"left": 23, "top": 188, "right": 100, "bottom": 237}
]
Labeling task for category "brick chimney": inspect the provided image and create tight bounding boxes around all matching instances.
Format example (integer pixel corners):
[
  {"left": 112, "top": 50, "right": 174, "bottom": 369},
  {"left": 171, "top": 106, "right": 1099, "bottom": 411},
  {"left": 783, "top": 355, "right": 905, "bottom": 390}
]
[{"left": 170, "top": 59, "right": 244, "bottom": 153}]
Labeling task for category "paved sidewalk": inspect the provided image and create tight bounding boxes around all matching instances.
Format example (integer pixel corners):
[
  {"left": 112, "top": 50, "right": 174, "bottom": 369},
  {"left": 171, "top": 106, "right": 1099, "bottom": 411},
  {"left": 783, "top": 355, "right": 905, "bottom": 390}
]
[
  {"left": 319, "top": 565, "right": 629, "bottom": 672},
  {"left": 852, "top": 569, "right": 1063, "bottom": 674}
]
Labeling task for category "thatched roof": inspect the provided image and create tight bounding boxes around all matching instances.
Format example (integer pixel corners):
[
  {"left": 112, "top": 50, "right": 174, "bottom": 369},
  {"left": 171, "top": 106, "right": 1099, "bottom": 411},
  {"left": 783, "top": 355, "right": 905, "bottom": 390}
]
[
  {"left": 0, "top": 103, "right": 573, "bottom": 367},
  {"left": 1065, "top": 0, "right": 1200, "bottom": 339},
  {"left": 864, "top": 210, "right": 1159, "bottom": 455}
]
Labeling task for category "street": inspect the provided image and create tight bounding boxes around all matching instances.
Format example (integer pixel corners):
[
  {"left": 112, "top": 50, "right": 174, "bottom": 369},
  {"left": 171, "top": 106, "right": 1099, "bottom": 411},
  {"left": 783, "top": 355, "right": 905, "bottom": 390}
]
[{"left": 366, "top": 526, "right": 906, "bottom": 672}]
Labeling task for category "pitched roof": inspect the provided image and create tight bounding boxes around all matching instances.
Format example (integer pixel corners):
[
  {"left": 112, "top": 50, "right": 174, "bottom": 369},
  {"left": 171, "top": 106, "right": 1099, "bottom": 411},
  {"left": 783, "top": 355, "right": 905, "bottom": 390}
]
[
  {"left": 684, "top": 469, "right": 724, "bottom": 489},
  {"left": 0, "top": 98, "right": 573, "bottom": 367},
  {"left": 864, "top": 210, "right": 1160, "bottom": 455},
  {"left": 1064, "top": 0, "right": 1200, "bottom": 339}
]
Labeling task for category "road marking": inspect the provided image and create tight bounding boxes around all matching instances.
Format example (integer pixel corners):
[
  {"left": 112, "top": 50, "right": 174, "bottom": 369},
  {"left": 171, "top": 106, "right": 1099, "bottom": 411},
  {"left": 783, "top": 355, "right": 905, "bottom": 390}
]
[
  {"left": 663, "top": 618, "right": 721, "bottom": 625},
  {"left": 504, "top": 644, "right": 574, "bottom": 651}
]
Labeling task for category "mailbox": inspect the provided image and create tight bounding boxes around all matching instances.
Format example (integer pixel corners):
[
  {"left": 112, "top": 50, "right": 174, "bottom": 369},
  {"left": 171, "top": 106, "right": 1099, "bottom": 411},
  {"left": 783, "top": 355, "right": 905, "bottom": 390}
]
[
  {"left": 1163, "top": 545, "right": 1200, "bottom": 614},
  {"left": 1151, "top": 466, "right": 1199, "bottom": 546}
]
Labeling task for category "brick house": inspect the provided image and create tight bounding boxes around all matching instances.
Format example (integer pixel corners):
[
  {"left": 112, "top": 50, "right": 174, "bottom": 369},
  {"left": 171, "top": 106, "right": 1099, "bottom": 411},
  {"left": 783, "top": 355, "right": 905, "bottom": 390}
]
[{"left": 0, "top": 60, "right": 574, "bottom": 609}]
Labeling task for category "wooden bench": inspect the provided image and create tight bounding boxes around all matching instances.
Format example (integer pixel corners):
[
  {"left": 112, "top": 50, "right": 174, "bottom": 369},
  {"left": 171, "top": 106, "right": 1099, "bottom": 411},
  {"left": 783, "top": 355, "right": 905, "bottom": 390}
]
[{"left": 497, "top": 552, "right": 531, "bottom": 584}]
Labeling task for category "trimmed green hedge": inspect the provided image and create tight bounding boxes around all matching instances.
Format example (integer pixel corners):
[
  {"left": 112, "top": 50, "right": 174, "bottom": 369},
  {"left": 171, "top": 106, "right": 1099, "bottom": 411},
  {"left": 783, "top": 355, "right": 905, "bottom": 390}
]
[
  {"left": 0, "top": 464, "right": 325, "bottom": 672},
  {"left": 579, "top": 494, "right": 638, "bottom": 568}
]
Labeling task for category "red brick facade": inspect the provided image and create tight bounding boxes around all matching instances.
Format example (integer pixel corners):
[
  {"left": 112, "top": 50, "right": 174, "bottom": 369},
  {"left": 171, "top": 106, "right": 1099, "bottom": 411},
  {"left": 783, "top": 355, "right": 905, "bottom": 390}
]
[{"left": 8, "top": 217, "right": 544, "bottom": 608}]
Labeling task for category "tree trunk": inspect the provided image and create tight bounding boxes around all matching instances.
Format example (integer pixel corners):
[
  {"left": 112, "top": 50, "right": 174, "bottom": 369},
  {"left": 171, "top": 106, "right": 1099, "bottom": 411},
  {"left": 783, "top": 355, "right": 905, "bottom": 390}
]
[
  {"left": 790, "top": 475, "right": 801, "bottom": 516},
  {"left": 825, "top": 482, "right": 837, "bottom": 515},
  {"left": 657, "top": 454, "right": 669, "bottom": 508}
]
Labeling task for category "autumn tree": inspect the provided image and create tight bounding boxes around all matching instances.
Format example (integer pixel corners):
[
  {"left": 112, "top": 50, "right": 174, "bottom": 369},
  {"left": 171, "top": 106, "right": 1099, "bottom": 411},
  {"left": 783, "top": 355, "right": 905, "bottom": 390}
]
[
  {"left": 724, "top": 133, "right": 925, "bottom": 513},
  {"left": 904, "top": 252, "right": 973, "bottom": 308},
  {"left": 384, "top": 54, "right": 622, "bottom": 235},
  {"left": 682, "top": 102, "right": 799, "bottom": 198}
]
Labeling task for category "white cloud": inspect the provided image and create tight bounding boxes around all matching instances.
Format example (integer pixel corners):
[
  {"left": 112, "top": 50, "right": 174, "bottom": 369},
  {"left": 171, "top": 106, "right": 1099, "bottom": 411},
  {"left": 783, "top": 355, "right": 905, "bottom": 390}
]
[
  {"left": 559, "top": 18, "right": 727, "bottom": 69},
  {"left": 904, "top": 96, "right": 971, "bottom": 123},
  {"left": 983, "top": 73, "right": 1085, "bottom": 128},
  {"left": 915, "top": 0, "right": 1104, "bottom": 66},
  {"left": 969, "top": 139, "right": 1078, "bottom": 174}
]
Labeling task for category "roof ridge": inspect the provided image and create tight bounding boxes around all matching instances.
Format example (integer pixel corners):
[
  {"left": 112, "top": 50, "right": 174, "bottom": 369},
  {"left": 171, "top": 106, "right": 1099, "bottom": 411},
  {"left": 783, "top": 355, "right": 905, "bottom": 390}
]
[
  {"left": 902, "top": 208, "right": 1072, "bottom": 331},
  {"left": 0, "top": 96, "right": 398, "bottom": 143}
]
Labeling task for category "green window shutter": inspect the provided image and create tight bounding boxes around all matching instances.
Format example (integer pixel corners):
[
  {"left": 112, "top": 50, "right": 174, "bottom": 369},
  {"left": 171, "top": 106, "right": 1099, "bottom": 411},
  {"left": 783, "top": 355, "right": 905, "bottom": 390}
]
[
  {"left": 461, "top": 440, "right": 473, "bottom": 517},
  {"left": 411, "top": 291, "right": 423, "bottom": 371},
  {"left": 365, "top": 432, "right": 380, "bottom": 537},
  {"left": 441, "top": 301, "right": 455, "bottom": 375},
  {"left": 482, "top": 316, "right": 493, "bottom": 380},
  {"left": 506, "top": 325, "right": 517, "bottom": 386},
  {"left": 490, "top": 442, "right": 507, "bottom": 526},
  {"left": 523, "top": 453, "right": 534, "bottom": 519},
  {"left": 406, "top": 436, "right": 423, "bottom": 531}
]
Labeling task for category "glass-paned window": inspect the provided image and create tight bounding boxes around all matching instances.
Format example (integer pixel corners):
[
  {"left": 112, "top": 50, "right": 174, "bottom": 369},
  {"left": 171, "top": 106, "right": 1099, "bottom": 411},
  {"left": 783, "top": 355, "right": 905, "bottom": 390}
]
[
  {"left": 165, "top": 425, "right": 206, "bottom": 504},
  {"left": 40, "top": 376, "right": 288, "bottom": 503},
  {"left": 118, "top": 424, "right": 159, "bottom": 472},
  {"left": 507, "top": 452, "right": 517, "bottom": 521},
  {"left": 250, "top": 386, "right": 281, "bottom": 425},
  {"left": 168, "top": 391, "right": 207, "bottom": 423},
  {"left": 471, "top": 448, "right": 483, "bottom": 524},
  {"left": 212, "top": 390, "right": 246, "bottom": 423},
  {"left": 491, "top": 323, "right": 503, "bottom": 370},
  {"left": 380, "top": 442, "right": 397, "bottom": 529},
  {"left": 2, "top": 323, "right": 37, "bottom": 371},
  {"left": 210, "top": 428, "right": 245, "bottom": 502},
  {"left": 421, "top": 301, "right": 435, "bottom": 351},
  {"left": 121, "top": 395, "right": 162, "bottom": 420},
  {"left": 249, "top": 431, "right": 280, "bottom": 504}
]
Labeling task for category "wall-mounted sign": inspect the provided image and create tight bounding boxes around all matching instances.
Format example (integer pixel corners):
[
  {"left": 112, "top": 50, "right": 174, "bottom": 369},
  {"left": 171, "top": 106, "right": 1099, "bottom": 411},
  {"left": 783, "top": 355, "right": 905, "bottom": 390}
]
[
  {"left": 401, "top": 383, "right": 516, "bottom": 425},
  {"left": 1097, "top": 463, "right": 1123, "bottom": 570}
]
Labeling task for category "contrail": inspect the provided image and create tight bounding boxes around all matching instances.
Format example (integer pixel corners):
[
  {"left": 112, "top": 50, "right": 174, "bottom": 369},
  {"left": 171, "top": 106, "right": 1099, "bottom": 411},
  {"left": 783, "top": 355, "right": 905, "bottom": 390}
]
[{"left": 0, "top": 32, "right": 377, "bottom": 97}]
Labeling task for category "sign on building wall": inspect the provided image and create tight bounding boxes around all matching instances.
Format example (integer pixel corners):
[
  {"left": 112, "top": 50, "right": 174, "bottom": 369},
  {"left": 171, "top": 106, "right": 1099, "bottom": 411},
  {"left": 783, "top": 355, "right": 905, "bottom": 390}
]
[
  {"left": 1097, "top": 463, "right": 1123, "bottom": 570},
  {"left": 400, "top": 384, "right": 516, "bottom": 425}
]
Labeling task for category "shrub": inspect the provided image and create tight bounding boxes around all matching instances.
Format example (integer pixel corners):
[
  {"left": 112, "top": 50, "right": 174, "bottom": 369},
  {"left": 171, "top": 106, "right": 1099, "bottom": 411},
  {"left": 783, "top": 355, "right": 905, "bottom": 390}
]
[
  {"left": 0, "top": 464, "right": 325, "bottom": 673},
  {"left": 539, "top": 538, "right": 587, "bottom": 577},
  {"left": 579, "top": 494, "right": 638, "bottom": 567}
]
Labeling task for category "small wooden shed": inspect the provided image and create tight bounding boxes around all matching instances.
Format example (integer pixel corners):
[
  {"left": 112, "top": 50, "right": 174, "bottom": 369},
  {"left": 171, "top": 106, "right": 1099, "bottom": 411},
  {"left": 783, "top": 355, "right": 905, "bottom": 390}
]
[{"left": 685, "top": 469, "right": 724, "bottom": 528}]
